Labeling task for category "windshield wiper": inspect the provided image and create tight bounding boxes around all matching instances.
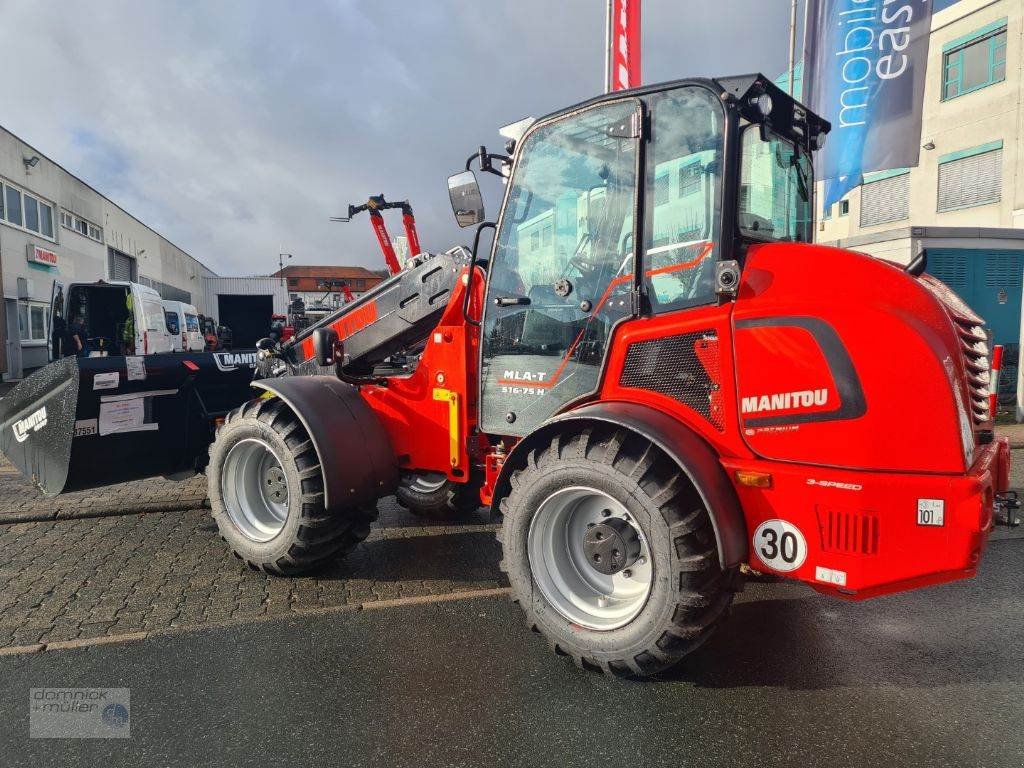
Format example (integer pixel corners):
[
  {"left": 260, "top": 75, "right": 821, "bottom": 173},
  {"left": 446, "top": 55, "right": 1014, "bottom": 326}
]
[{"left": 791, "top": 154, "right": 810, "bottom": 203}]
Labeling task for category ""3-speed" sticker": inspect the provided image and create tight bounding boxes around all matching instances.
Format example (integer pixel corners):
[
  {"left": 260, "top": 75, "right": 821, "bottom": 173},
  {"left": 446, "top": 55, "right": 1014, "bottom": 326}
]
[{"left": 753, "top": 519, "right": 807, "bottom": 572}]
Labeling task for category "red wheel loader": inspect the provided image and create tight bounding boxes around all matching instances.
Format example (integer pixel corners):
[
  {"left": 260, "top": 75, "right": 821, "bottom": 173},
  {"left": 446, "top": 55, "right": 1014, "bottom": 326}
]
[
  {"left": 2, "top": 74, "right": 1014, "bottom": 677},
  {"left": 205, "top": 74, "right": 1015, "bottom": 676}
]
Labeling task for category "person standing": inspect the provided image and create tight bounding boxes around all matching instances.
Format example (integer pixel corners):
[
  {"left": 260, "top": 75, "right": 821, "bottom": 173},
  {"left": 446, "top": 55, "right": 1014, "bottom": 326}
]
[{"left": 68, "top": 314, "right": 89, "bottom": 358}]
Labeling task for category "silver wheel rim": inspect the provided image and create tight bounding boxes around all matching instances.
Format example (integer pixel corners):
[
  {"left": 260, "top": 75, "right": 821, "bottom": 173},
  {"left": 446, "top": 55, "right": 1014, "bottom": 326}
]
[
  {"left": 406, "top": 472, "right": 449, "bottom": 494},
  {"left": 221, "top": 438, "right": 290, "bottom": 542},
  {"left": 527, "top": 486, "right": 653, "bottom": 631}
]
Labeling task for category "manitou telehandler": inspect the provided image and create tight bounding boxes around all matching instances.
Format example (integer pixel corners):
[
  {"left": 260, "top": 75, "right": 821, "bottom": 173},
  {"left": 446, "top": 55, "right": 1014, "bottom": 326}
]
[{"left": 2, "top": 74, "right": 1015, "bottom": 677}]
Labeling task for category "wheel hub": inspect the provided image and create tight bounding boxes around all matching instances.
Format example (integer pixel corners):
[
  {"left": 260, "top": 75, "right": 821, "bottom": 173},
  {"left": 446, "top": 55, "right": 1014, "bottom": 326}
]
[
  {"left": 583, "top": 518, "right": 641, "bottom": 575},
  {"left": 264, "top": 466, "right": 288, "bottom": 504},
  {"left": 527, "top": 486, "right": 654, "bottom": 631},
  {"left": 221, "top": 438, "right": 291, "bottom": 543}
]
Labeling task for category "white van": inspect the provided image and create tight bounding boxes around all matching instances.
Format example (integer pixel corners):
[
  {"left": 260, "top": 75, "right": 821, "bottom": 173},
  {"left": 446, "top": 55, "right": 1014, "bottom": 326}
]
[
  {"left": 162, "top": 300, "right": 204, "bottom": 352},
  {"left": 48, "top": 279, "right": 174, "bottom": 360}
]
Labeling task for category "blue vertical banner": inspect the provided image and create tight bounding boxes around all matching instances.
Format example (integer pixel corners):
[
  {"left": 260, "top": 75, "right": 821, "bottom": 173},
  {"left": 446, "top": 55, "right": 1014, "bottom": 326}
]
[{"left": 804, "top": 0, "right": 934, "bottom": 207}]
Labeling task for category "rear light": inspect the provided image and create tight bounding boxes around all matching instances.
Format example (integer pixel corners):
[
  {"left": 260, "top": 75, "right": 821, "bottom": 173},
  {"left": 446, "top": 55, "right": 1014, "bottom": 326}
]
[
  {"left": 182, "top": 332, "right": 188, "bottom": 348},
  {"left": 143, "top": 331, "right": 149, "bottom": 354}
]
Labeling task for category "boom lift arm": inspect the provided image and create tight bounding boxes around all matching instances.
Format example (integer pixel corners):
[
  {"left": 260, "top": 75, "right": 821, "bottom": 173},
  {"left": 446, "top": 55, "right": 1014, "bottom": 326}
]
[{"left": 330, "top": 194, "right": 422, "bottom": 276}]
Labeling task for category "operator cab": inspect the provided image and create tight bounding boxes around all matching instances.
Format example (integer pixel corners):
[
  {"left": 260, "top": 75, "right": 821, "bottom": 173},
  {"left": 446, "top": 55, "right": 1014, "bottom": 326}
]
[{"left": 449, "top": 74, "right": 828, "bottom": 436}]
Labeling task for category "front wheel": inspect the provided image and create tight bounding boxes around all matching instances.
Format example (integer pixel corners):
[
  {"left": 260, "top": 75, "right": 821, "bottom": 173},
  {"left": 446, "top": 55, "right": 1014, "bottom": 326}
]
[
  {"left": 498, "top": 427, "right": 738, "bottom": 677},
  {"left": 208, "top": 397, "right": 376, "bottom": 575}
]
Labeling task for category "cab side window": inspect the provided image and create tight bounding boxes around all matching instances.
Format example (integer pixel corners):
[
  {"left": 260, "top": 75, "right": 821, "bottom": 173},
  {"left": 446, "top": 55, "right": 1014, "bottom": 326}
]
[{"left": 642, "top": 87, "right": 724, "bottom": 313}]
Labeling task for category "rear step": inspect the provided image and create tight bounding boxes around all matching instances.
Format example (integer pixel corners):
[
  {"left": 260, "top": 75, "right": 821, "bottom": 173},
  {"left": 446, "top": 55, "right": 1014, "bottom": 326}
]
[{"left": 0, "top": 352, "right": 257, "bottom": 496}]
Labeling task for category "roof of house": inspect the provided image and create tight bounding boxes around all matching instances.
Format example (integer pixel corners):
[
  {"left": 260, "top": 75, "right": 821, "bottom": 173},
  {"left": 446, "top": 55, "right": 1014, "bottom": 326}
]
[{"left": 272, "top": 265, "right": 384, "bottom": 280}]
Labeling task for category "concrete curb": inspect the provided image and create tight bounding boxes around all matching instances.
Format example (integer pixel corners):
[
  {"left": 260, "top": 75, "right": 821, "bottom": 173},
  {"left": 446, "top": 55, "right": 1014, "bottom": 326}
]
[
  {"left": 0, "top": 500, "right": 208, "bottom": 526},
  {"left": 0, "top": 588, "right": 513, "bottom": 657}
]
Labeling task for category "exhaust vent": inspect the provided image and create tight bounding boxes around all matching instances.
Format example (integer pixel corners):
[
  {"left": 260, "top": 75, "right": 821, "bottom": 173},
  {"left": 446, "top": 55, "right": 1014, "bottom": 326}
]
[{"left": 817, "top": 507, "right": 879, "bottom": 556}]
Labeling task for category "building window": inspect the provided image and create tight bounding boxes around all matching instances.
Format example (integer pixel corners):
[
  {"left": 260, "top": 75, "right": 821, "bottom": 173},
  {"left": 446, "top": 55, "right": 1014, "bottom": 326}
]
[
  {"left": 838, "top": 200, "right": 850, "bottom": 216},
  {"left": 18, "top": 302, "right": 48, "bottom": 345},
  {"left": 60, "top": 209, "right": 103, "bottom": 242},
  {"left": 678, "top": 163, "right": 701, "bottom": 197},
  {"left": 938, "top": 143, "right": 1003, "bottom": 212},
  {"left": 5, "top": 185, "right": 22, "bottom": 227},
  {"left": 654, "top": 173, "right": 669, "bottom": 206},
  {"left": 0, "top": 179, "right": 55, "bottom": 240},
  {"left": 288, "top": 278, "right": 298, "bottom": 287},
  {"left": 821, "top": 203, "right": 832, "bottom": 221},
  {"left": 942, "top": 22, "right": 1007, "bottom": 100},
  {"left": 859, "top": 171, "right": 910, "bottom": 227},
  {"left": 353, "top": 279, "right": 365, "bottom": 290}
]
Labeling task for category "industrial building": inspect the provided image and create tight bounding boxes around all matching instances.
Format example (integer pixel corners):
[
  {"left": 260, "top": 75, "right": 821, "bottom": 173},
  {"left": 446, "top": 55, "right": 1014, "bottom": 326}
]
[
  {"left": 0, "top": 125, "right": 216, "bottom": 379},
  {"left": 813, "top": 0, "right": 1024, "bottom": 407},
  {"left": 272, "top": 264, "right": 385, "bottom": 312}
]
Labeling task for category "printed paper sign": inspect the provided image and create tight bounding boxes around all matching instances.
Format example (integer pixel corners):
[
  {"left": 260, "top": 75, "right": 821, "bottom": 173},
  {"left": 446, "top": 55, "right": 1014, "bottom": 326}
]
[
  {"left": 98, "top": 398, "right": 155, "bottom": 436},
  {"left": 92, "top": 372, "right": 120, "bottom": 391},
  {"left": 125, "top": 356, "right": 147, "bottom": 382}
]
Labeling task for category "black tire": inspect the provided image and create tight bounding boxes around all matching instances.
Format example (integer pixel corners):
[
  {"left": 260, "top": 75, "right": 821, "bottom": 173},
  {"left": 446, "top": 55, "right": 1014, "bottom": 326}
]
[
  {"left": 498, "top": 426, "right": 739, "bottom": 677},
  {"left": 395, "top": 472, "right": 481, "bottom": 519},
  {"left": 208, "top": 397, "right": 377, "bottom": 575}
]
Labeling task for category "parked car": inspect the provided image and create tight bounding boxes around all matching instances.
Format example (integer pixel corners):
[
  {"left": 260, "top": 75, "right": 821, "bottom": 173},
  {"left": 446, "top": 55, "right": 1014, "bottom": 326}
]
[
  {"left": 49, "top": 279, "right": 173, "bottom": 359},
  {"left": 162, "top": 300, "right": 205, "bottom": 352}
]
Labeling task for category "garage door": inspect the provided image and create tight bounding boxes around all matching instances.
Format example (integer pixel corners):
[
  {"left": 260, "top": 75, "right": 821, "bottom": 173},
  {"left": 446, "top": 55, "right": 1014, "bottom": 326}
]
[
  {"left": 217, "top": 295, "right": 274, "bottom": 349},
  {"left": 928, "top": 248, "right": 1022, "bottom": 402},
  {"left": 108, "top": 249, "right": 135, "bottom": 282}
]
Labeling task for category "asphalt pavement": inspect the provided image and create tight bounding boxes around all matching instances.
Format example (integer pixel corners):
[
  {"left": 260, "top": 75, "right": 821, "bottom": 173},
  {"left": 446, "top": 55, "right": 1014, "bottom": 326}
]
[{"left": 2, "top": 537, "right": 1023, "bottom": 767}]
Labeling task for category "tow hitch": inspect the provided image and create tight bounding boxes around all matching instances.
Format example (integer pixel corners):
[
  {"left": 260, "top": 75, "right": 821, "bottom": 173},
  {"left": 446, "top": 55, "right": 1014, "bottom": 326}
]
[{"left": 994, "top": 492, "right": 1021, "bottom": 528}]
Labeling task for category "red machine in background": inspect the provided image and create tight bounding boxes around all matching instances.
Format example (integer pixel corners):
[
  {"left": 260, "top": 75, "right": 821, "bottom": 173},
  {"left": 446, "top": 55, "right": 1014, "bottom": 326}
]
[{"left": 331, "top": 195, "right": 422, "bottom": 276}]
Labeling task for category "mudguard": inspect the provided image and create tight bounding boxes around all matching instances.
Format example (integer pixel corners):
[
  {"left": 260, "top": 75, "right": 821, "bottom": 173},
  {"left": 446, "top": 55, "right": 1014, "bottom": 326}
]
[
  {"left": 493, "top": 401, "right": 748, "bottom": 568},
  {"left": 251, "top": 376, "right": 399, "bottom": 509}
]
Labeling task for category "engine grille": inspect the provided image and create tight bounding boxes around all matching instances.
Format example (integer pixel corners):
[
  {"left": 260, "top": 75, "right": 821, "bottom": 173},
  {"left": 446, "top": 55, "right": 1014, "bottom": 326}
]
[
  {"left": 919, "top": 275, "right": 992, "bottom": 426},
  {"left": 619, "top": 330, "right": 723, "bottom": 430},
  {"left": 817, "top": 508, "right": 880, "bottom": 556}
]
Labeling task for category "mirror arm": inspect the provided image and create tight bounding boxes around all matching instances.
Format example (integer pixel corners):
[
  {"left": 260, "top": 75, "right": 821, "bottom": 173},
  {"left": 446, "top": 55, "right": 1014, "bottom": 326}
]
[
  {"left": 466, "top": 146, "right": 511, "bottom": 177},
  {"left": 462, "top": 221, "right": 496, "bottom": 327}
]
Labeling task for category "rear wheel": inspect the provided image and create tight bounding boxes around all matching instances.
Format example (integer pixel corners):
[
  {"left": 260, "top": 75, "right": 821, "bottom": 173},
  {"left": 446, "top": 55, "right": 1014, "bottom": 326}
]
[
  {"left": 208, "top": 397, "right": 377, "bottom": 575},
  {"left": 395, "top": 471, "right": 481, "bottom": 519},
  {"left": 498, "top": 426, "right": 738, "bottom": 677}
]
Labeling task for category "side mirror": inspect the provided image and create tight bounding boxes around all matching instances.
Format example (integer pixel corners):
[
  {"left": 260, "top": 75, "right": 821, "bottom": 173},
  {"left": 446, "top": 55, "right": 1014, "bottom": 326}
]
[
  {"left": 312, "top": 327, "right": 343, "bottom": 367},
  {"left": 448, "top": 171, "right": 485, "bottom": 228}
]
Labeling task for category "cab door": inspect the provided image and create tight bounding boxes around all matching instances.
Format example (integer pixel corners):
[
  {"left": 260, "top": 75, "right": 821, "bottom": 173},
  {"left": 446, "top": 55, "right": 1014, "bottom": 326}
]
[{"left": 480, "top": 99, "right": 642, "bottom": 436}]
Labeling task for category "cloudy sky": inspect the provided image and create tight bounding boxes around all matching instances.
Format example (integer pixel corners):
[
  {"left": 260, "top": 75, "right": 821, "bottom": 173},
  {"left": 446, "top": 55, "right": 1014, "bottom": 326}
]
[{"left": 0, "top": 0, "right": 802, "bottom": 276}]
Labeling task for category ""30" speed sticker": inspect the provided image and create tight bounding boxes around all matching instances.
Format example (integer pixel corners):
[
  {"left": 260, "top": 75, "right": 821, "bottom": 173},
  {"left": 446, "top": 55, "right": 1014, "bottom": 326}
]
[{"left": 753, "top": 520, "right": 807, "bottom": 572}]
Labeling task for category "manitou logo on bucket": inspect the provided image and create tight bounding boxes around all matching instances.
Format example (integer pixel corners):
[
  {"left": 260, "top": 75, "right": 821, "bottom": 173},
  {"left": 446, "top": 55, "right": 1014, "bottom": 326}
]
[
  {"left": 741, "top": 389, "right": 829, "bottom": 415},
  {"left": 12, "top": 406, "right": 47, "bottom": 443}
]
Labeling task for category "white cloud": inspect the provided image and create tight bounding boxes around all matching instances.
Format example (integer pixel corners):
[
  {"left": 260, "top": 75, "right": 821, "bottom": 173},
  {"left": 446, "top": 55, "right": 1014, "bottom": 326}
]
[{"left": 0, "top": 0, "right": 794, "bottom": 275}]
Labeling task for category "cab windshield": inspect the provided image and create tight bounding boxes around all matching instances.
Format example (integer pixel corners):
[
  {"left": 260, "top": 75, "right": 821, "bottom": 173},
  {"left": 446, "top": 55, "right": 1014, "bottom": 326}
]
[{"left": 737, "top": 125, "right": 813, "bottom": 243}]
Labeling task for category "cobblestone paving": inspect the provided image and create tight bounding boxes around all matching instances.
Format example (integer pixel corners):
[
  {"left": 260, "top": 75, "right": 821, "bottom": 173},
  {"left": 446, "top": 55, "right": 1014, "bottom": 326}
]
[
  {"left": 0, "top": 457, "right": 503, "bottom": 649},
  {"left": 0, "top": 457, "right": 208, "bottom": 523}
]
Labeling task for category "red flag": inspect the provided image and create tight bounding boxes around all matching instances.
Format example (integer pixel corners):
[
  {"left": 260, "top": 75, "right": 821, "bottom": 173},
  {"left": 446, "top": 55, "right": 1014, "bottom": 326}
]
[{"left": 607, "top": 0, "right": 641, "bottom": 92}]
